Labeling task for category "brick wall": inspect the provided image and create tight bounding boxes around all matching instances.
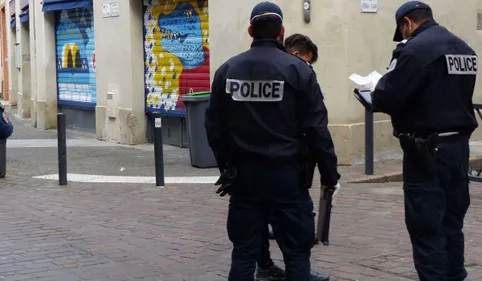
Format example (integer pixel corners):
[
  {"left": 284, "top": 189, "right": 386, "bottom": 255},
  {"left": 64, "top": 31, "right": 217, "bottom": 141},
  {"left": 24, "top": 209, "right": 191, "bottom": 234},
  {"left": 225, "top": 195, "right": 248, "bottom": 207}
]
[{"left": 1, "top": 7, "right": 8, "bottom": 101}]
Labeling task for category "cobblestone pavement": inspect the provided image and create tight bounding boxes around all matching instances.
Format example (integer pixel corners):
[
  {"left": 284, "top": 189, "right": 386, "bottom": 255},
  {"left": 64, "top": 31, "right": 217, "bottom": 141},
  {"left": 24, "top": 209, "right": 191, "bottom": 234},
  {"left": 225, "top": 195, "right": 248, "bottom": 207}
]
[{"left": 0, "top": 177, "right": 480, "bottom": 281}]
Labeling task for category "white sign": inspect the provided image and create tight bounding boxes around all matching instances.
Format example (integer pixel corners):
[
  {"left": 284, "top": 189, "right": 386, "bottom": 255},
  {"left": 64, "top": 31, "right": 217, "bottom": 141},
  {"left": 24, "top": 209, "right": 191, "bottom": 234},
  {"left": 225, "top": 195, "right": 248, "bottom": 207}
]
[
  {"left": 101, "top": 3, "right": 111, "bottom": 18},
  {"left": 360, "top": 0, "right": 378, "bottom": 13},
  {"left": 110, "top": 1, "right": 120, "bottom": 17},
  {"left": 102, "top": 1, "right": 119, "bottom": 18},
  {"left": 155, "top": 118, "right": 162, "bottom": 128}
]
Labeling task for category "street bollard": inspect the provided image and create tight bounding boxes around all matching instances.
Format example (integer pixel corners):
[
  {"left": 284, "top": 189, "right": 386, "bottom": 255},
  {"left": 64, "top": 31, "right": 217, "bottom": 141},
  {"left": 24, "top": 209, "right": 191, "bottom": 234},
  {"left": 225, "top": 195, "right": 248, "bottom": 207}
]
[
  {"left": 365, "top": 109, "right": 374, "bottom": 175},
  {"left": 0, "top": 138, "right": 6, "bottom": 178},
  {"left": 153, "top": 113, "right": 165, "bottom": 187},
  {"left": 57, "top": 113, "right": 67, "bottom": 186}
]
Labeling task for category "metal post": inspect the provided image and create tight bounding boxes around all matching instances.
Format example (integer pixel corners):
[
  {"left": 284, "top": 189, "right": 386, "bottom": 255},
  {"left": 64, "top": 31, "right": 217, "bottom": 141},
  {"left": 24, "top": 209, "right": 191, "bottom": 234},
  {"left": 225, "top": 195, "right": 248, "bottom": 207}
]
[
  {"left": 153, "top": 113, "right": 165, "bottom": 187},
  {"left": 0, "top": 138, "right": 6, "bottom": 178},
  {"left": 57, "top": 113, "right": 67, "bottom": 186},
  {"left": 365, "top": 109, "right": 374, "bottom": 175}
]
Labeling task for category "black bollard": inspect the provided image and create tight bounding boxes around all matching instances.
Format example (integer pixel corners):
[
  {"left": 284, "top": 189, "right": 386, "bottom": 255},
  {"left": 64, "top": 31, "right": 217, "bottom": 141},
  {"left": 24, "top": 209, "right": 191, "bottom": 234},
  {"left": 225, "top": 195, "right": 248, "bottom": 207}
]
[
  {"left": 57, "top": 113, "right": 67, "bottom": 186},
  {"left": 365, "top": 109, "right": 374, "bottom": 175},
  {"left": 0, "top": 138, "right": 6, "bottom": 178},
  {"left": 153, "top": 113, "right": 165, "bottom": 187}
]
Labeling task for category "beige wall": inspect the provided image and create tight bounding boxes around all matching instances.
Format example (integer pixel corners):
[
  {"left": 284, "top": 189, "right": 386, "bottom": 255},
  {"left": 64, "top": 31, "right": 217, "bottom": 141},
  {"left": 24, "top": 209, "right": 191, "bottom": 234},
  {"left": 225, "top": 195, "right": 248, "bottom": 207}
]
[
  {"left": 210, "top": 0, "right": 482, "bottom": 164},
  {"left": 16, "top": 0, "right": 31, "bottom": 118},
  {"left": 5, "top": 0, "right": 17, "bottom": 106},
  {"left": 94, "top": 0, "right": 146, "bottom": 145},
  {"left": 13, "top": 0, "right": 147, "bottom": 141},
  {"left": 29, "top": 0, "right": 57, "bottom": 130},
  {"left": 8, "top": 0, "right": 482, "bottom": 164}
]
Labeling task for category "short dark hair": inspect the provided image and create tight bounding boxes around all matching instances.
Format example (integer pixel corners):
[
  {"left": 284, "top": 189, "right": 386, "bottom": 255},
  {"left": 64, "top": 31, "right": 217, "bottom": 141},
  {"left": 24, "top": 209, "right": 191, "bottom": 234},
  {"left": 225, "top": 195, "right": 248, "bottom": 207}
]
[
  {"left": 251, "top": 17, "right": 282, "bottom": 40},
  {"left": 398, "top": 8, "right": 433, "bottom": 25},
  {"left": 284, "top": 33, "right": 319, "bottom": 63}
]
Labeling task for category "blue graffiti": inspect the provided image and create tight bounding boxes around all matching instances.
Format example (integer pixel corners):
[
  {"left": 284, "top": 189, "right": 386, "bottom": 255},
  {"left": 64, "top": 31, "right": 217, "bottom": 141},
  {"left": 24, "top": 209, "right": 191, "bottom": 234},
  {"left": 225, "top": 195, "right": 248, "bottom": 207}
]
[
  {"left": 55, "top": 8, "right": 96, "bottom": 104},
  {"left": 158, "top": 2, "right": 205, "bottom": 69}
]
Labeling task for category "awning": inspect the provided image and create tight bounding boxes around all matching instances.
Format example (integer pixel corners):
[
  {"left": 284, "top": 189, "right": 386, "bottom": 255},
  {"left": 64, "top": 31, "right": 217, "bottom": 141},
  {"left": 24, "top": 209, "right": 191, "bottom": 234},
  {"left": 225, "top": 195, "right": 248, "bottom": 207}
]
[
  {"left": 10, "top": 17, "right": 15, "bottom": 29},
  {"left": 19, "top": 9, "right": 29, "bottom": 23},
  {"left": 42, "top": 0, "right": 92, "bottom": 12}
]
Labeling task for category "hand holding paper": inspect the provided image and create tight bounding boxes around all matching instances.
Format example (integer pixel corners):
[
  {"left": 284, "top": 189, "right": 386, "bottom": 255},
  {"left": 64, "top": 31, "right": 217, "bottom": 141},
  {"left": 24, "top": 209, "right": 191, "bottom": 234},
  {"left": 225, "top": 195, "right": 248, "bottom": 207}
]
[{"left": 349, "top": 71, "right": 383, "bottom": 92}]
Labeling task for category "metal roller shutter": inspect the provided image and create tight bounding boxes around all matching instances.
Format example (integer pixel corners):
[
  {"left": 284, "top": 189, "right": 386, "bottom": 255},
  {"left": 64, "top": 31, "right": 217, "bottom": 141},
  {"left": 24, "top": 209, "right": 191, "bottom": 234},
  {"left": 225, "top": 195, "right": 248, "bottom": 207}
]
[
  {"left": 143, "top": 0, "right": 210, "bottom": 116},
  {"left": 55, "top": 7, "right": 96, "bottom": 107}
]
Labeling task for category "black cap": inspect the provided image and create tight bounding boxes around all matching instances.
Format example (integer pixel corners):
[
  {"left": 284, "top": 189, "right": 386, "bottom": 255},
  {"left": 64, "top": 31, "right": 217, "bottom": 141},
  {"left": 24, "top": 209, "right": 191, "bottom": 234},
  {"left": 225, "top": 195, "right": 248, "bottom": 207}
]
[
  {"left": 393, "top": 1, "right": 432, "bottom": 42},
  {"left": 250, "top": 2, "right": 283, "bottom": 24}
]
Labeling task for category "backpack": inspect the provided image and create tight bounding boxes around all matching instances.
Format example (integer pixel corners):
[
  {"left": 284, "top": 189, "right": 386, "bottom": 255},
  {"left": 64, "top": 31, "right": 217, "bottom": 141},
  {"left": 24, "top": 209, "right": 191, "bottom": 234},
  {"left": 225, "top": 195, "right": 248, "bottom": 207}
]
[{"left": 0, "top": 106, "right": 14, "bottom": 139}]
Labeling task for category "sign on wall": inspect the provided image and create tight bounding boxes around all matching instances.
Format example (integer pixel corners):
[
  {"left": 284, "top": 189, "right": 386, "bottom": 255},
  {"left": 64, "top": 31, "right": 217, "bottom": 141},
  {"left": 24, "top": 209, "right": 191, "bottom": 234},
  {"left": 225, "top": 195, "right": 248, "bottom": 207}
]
[
  {"left": 102, "top": 1, "right": 120, "bottom": 18},
  {"left": 360, "top": 0, "right": 378, "bottom": 13}
]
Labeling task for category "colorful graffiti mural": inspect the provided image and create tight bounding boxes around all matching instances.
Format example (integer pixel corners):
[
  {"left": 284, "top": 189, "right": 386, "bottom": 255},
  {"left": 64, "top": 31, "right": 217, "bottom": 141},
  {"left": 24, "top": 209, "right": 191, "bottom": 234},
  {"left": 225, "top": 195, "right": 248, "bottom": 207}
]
[
  {"left": 56, "top": 8, "right": 96, "bottom": 105},
  {"left": 143, "top": 0, "right": 210, "bottom": 116}
]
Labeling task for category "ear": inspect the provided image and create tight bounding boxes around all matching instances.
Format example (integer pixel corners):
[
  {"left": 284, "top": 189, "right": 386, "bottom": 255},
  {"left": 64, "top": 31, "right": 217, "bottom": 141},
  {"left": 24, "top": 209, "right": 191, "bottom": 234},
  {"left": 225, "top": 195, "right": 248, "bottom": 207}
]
[
  {"left": 248, "top": 25, "right": 254, "bottom": 38},
  {"left": 280, "top": 26, "right": 285, "bottom": 38},
  {"left": 403, "top": 16, "right": 411, "bottom": 27},
  {"left": 292, "top": 51, "right": 300, "bottom": 57}
]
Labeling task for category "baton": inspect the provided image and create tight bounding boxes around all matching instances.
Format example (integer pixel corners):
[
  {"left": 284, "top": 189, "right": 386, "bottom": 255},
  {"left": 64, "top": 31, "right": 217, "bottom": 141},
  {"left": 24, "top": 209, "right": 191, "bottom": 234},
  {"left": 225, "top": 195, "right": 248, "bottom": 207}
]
[{"left": 316, "top": 186, "right": 335, "bottom": 246}]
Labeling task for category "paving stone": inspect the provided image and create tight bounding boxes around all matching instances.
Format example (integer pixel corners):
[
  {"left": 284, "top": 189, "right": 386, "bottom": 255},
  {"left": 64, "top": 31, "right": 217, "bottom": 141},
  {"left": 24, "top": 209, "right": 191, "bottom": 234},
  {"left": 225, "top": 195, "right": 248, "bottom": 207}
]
[{"left": 0, "top": 178, "right": 479, "bottom": 280}]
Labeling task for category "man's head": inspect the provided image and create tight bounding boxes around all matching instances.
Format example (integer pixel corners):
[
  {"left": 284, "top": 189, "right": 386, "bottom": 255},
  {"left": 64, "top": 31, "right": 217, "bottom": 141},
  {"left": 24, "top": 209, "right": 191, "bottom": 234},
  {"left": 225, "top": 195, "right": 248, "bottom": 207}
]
[
  {"left": 393, "top": 1, "right": 433, "bottom": 42},
  {"left": 284, "top": 33, "right": 319, "bottom": 64},
  {"left": 248, "top": 2, "right": 285, "bottom": 42}
]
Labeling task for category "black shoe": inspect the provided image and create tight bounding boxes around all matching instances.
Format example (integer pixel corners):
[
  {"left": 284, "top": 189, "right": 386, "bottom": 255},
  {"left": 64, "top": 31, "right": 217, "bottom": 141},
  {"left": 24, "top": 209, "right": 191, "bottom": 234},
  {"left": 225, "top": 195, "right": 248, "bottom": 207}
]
[
  {"left": 310, "top": 271, "right": 330, "bottom": 281},
  {"left": 255, "top": 264, "right": 285, "bottom": 281}
]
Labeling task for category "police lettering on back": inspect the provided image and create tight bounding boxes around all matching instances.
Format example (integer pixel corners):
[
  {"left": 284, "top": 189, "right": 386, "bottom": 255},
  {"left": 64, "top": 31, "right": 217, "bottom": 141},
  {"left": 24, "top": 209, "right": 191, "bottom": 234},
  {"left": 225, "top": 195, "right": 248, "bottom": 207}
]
[
  {"left": 446, "top": 54, "right": 478, "bottom": 75},
  {"left": 226, "top": 79, "right": 285, "bottom": 102}
]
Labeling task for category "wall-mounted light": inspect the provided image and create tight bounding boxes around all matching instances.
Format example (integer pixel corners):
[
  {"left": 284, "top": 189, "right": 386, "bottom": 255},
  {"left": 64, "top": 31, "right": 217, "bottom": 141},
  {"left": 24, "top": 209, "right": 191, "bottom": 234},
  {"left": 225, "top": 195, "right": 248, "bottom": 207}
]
[{"left": 303, "top": 0, "right": 310, "bottom": 23}]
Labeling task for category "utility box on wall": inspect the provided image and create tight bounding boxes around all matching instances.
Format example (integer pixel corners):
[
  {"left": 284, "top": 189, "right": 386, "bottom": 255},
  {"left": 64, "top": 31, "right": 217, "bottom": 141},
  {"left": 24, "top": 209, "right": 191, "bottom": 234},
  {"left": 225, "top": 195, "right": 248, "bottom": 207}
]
[{"left": 106, "top": 91, "right": 118, "bottom": 118}]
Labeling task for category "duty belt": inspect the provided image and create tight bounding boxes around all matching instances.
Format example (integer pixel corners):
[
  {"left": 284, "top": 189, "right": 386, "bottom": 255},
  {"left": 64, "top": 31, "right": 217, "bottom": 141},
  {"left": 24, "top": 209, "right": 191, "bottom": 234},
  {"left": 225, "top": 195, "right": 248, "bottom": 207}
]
[{"left": 398, "top": 132, "right": 467, "bottom": 147}]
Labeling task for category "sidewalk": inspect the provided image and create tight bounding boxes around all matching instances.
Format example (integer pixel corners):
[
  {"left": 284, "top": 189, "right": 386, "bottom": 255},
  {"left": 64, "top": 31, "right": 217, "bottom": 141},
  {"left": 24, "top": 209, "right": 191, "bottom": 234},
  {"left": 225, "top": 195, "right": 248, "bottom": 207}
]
[
  {"left": 5, "top": 108, "right": 482, "bottom": 184},
  {"left": 2, "top": 109, "right": 406, "bottom": 182}
]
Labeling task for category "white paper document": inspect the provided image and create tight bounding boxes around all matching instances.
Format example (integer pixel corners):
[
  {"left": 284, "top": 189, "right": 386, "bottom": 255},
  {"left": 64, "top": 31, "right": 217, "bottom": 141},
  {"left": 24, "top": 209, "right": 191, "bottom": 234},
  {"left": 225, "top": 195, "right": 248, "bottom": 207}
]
[{"left": 348, "top": 71, "right": 383, "bottom": 92}]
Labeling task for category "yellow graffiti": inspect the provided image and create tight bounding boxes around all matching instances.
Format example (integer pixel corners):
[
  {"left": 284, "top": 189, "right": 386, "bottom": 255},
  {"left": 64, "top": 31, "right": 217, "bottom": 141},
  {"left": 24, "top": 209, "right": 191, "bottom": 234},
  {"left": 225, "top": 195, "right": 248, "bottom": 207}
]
[
  {"left": 62, "top": 43, "right": 80, "bottom": 68},
  {"left": 145, "top": 0, "right": 209, "bottom": 110}
]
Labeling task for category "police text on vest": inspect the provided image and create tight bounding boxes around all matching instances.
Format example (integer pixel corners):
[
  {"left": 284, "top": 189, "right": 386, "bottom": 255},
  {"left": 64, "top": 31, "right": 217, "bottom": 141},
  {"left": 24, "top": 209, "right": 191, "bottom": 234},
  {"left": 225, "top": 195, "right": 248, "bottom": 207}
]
[
  {"left": 445, "top": 55, "right": 478, "bottom": 75},
  {"left": 225, "top": 79, "right": 284, "bottom": 102}
]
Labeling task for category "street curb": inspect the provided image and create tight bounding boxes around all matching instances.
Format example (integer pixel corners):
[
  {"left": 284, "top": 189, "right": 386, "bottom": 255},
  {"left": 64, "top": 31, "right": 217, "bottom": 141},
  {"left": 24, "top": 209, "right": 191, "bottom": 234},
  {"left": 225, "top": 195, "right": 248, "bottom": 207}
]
[
  {"left": 347, "top": 171, "right": 403, "bottom": 184},
  {"left": 348, "top": 156, "right": 482, "bottom": 184}
]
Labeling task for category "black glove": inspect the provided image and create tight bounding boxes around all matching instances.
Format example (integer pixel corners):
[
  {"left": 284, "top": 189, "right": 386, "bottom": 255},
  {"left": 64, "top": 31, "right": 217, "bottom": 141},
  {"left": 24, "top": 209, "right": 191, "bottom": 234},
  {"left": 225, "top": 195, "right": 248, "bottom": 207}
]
[{"left": 214, "top": 165, "right": 237, "bottom": 197}]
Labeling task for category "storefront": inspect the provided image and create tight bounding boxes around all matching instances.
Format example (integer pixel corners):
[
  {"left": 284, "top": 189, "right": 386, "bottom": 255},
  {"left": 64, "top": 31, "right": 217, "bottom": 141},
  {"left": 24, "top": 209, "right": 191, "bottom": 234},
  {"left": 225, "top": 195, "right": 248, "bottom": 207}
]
[
  {"left": 43, "top": 0, "right": 96, "bottom": 132},
  {"left": 143, "top": 0, "right": 210, "bottom": 146}
]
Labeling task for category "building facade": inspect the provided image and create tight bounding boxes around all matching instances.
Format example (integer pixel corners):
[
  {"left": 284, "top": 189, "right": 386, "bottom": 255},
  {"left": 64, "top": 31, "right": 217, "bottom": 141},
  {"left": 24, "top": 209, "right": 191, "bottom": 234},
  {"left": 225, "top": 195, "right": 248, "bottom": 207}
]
[{"left": 3, "top": 0, "right": 482, "bottom": 164}]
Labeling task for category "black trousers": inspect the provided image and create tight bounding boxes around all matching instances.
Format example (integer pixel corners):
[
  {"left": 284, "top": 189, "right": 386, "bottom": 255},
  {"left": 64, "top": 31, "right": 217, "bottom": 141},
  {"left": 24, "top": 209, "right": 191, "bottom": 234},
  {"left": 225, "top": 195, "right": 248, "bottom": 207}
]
[
  {"left": 401, "top": 138, "right": 470, "bottom": 281},
  {"left": 257, "top": 224, "right": 274, "bottom": 269},
  {"left": 227, "top": 161, "right": 315, "bottom": 281}
]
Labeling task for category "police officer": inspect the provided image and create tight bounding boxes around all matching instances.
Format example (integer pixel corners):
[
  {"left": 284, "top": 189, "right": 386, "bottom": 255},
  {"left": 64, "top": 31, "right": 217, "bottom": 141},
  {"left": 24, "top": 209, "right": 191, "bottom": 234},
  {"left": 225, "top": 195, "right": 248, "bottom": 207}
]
[
  {"left": 205, "top": 2, "right": 340, "bottom": 280},
  {"left": 255, "top": 33, "right": 331, "bottom": 281},
  {"left": 371, "top": 2, "right": 478, "bottom": 281}
]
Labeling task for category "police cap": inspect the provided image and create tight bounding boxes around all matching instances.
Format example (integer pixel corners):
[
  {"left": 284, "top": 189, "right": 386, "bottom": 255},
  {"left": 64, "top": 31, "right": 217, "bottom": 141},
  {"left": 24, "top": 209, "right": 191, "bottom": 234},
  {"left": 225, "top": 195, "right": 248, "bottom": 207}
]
[
  {"left": 250, "top": 1, "right": 283, "bottom": 24},
  {"left": 393, "top": 1, "right": 432, "bottom": 42}
]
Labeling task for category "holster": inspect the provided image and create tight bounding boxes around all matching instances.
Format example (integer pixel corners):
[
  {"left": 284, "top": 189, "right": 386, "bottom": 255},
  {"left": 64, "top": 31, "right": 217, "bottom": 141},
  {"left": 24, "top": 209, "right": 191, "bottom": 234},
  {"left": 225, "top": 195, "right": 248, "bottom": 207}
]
[
  {"left": 299, "top": 158, "right": 316, "bottom": 189},
  {"left": 399, "top": 133, "right": 438, "bottom": 172}
]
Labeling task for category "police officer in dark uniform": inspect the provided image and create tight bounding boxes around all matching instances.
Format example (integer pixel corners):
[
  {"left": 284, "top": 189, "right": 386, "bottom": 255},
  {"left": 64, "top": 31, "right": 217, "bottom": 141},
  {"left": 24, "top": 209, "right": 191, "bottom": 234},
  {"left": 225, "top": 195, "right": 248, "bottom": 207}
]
[
  {"left": 255, "top": 33, "right": 330, "bottom": 281},
  {"left": 371, "top": 2, "right": 478, "bottom": 280},
  {"left": 205, "top": 2, "right": 340, "bottom": 280}
]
